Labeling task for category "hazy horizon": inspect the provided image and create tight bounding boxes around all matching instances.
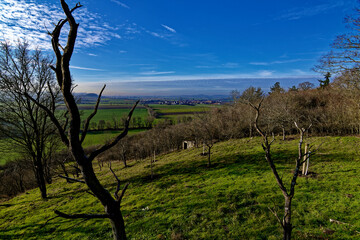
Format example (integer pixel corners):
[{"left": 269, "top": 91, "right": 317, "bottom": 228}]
[{"left": 74, "top": 76, "right": 319, "bottom": 96}]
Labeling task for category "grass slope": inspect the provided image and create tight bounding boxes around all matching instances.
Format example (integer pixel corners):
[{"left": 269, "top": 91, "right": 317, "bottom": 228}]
[{"left": 1, "top": 136, "right": 360, "bottom": 239}]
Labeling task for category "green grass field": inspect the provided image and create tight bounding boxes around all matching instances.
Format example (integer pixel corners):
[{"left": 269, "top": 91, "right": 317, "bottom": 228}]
[
  {"left": 80, "top": 108, "right": 149, "bottom": 127},
  {"left": 0, "top": 129, "right": 145, "bottom": 166},
  {"left": 149, "top": 104, "right": 219, "bottom": 124},
  {"left": 0, "top": 139, "right": 22, "bottom": 166},
  {"left": 149, "top": 104, "right": 217, "bottom": 114},
  {"left": 81, "top": 129, "right": 146, "bottom": 148},
  {"left": 1, "top": 136, "right": 360, "bottom": 239}
]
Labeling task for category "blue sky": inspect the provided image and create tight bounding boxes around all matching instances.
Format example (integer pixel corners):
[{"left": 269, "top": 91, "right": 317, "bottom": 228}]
[{"left": 0, "top": 0, "right": 357, "bottom": 96}]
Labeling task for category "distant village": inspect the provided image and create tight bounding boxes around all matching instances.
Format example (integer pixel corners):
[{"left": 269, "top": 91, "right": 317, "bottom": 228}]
[
  {"left": 76, "top": 93, "right": 227, "bottom": 105},
  {"left": 140, "top": 99, "right": 223, "bottom": 105}
]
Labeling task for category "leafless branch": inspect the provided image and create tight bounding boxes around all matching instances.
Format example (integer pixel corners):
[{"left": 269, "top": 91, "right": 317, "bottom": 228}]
[
  {"left": 268, "top": 206, "right": 284, "bottom": 229},
  {"left": 117, "top": 182, "right": 130, "bottom": 204},
  {"left": 24, "top": 93, "right": 69, "bottom": 146},
  {"left": 109, "top": 161, "right": 121, "bottom": 199},
  {"left": 109, "top": 161, "right": 130, "bottom": 204},
  {"left": 80, "top": 84, "right": 106, "bottom": 143},
  {"left": 58, "top": 175, "right": 85, "bottom": 184},
  {"left": 88, "top": 100, "right": 139, "bottom": 162}
]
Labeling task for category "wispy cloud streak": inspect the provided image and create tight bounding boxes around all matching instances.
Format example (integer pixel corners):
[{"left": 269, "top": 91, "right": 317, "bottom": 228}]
[
  {"left": 276, "top": 2, "right": 345, "bottom": 20},
  {"left": 110, "top": 0, "right": 130, "bottom": 9},
  {"left": 70, "top": 66, "right": 105, "bottom": 71},
  {"left": 139, "top": 71, "right": 175, "bottom": 75},
  {"left": 161, "top": 24, "right": 176, "bottom": 33},
  {"left": 250, "top": 58, "right": 311, "bottom": 66},
  {"left": 0, "top": 0, "right": 122, "bottom": 49}
]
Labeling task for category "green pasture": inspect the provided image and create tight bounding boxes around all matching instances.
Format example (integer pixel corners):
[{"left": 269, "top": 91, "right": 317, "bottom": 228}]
[
  {"left": 80, "top": 108, "right": 149, "bottom": 128},
  {"left": 0, "top": 139, "right": 21, "bottom": 166},
  {"left": 76, "top": 104, "right": 135, "bottom": 109},
  {"left": 2, "top": 136, "right": 360, "bottom": 239},
  {"left": 0, "top": 129, "right": 145, "bottom": 166},
  {"left": 149, "top": 104, "right": 217, "bottom": 114},
  {"left": 81, "top": 129, "right": 146, "bottom": 148}
]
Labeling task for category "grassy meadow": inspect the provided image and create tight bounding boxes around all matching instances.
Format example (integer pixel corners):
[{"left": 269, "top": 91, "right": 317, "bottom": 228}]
[
  {"left": 1, "top": 136, "right": 360, "bottom": 239},
  {"left": 149, "top": 104, "right": 217, "bottom": 114},
  {"left": 149, "top": 104, "right": 219, "bottom": 124},
  {"left": 81, "top": 129, "right": 146, "bottom": 148},
  {"left": 80, "top": 107, "right": 149, "bottom": 128}
]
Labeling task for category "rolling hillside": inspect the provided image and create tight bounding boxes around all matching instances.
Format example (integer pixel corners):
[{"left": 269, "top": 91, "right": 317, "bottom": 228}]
[{"left": 1, "top": 136, "right": 360, "bottom": 239}]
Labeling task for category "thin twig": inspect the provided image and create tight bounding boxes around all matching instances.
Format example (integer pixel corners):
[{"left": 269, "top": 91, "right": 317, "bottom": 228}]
[{"left": 58, "top": 175, "right": 85, "bottom": 183}]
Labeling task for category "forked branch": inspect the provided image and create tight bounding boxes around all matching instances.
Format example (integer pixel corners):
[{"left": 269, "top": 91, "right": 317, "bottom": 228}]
[
  {"left": 58, "top": 175, "right": 85, "bottom": 184},
  {"left": 24, "top": 93, "right": 69, "bottom": 146},
  {"left": 109, "top": 162, "right": 130, "bottom": 205},
  {"left": 80, "top": 84, "right": 106, "bottom": 143},
  {"left": 88, "top": 100, "right": 140, "bottom": 162}
]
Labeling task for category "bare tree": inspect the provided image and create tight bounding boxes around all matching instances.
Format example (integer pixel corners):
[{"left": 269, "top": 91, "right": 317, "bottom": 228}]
[
  {"left": 249, "top": 99, "right": 312, "bottom": 240},
  {"left": 194, "top": 113, "right": 219, "bottom": 167},
  {"left": 315, "top": 4, "right": 360, "bottom": 73},
  {"left": 117, "top": 136, "right": 130, "bottom": 168},
  {"left": 239, "top": 86, "right": 264, "bottom": 138},
  {"left": 0, "top": 41, "right": 60, "bottom": 199},
  {"left": 26, "top": 1, "right": 138, "bottom": 239}
]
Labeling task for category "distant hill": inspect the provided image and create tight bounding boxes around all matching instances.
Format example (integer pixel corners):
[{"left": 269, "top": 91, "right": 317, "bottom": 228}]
[
  {"left": 83, "top": 93, "right": 98, "bottom": 98},
  {"left": 73, "top": 93, "right": 99, "bottom": 103}
]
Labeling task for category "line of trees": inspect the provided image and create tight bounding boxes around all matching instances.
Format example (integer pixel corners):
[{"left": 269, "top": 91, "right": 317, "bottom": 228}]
[{"left": 96, "top": 77, "right": 360, "bottom": 167}]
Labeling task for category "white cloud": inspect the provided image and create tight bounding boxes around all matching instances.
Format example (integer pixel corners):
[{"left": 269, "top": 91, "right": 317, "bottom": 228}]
[
  {"left": 258, "top": 70, "right": 274, "bottom": 77},
  {"left": 249, "top": 58, "right": 311, "bottom": 66},
  {"left": 0, "top": 0, "right": 123, "bottom": 50},
  {"left": 70, "top": 66, "right": 105, "bottom": 71},
  {"left": 139, "top": 71, "right": 175, "bottom": 75},
  {"left": 222, "top": 62, "right": 239, "bottom": 68},
  {"left": 292, "top": 69, "right": 310, "bottom": 75},
  {"left": 161, "top": 24, "right": 176, "bottom": 33},
  {"left": 87, "top": 53, "right": 98, "bottom": 56},
  {"left": 110, "top": 0, "right": 130, "bottom": 9},
  {"left": 276, "top": 2, "right": 346, "bottom": 21},
  {"left": 149, "top": 32, "right": 163, "bottom": 38}
]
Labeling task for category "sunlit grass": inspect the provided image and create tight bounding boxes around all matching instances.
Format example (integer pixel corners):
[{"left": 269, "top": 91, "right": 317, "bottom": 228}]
[{"left": 1, "top": 136, "right": 360, "bottom": 239}]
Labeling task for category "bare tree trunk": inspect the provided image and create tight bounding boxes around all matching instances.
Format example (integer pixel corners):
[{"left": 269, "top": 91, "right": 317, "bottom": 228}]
[
  {"left": 282, "top": 127, "right": 286, "bottom": 141},
  {"left": 283, "top": 196, "right": 292, "bottom": 240},
  {"left": 79, "top": 160, "right": 127, "bottom": 240},
  {"left": 302, "top": 144, "right": 308, "bottom": 175},
  {"left": 123, "top": 156, "right": 127, "bottom": 168},
  {"left": 34, "top": 155, "right": 47, "bottom": 199},
  {"left": 107, "top": 204, "right": 127, "bottom": 240},
  {"left": 16, "top": 169, "right": 25, "bottom": 193},
  {"left": 249, "top": 121, "right": 252, "bottom": 138},
  {"left": 207, "top": 146, "right": 211, "bottom": 167}
]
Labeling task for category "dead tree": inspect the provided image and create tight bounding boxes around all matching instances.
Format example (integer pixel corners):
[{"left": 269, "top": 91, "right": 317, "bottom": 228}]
[
  {"left": 26, "top": 1, "right": 138, "bottom": 239},
  {"left": 249, "top": 99, "right": 312, "bottom": 240}
]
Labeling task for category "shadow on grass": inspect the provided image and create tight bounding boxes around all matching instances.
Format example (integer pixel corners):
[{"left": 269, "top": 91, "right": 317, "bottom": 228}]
[
  {"left": 115, "top": 147, "right": 360, "bottom": 190},
  {"left": 0, "top": 218, "right": 109, "bottom": 240}
]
